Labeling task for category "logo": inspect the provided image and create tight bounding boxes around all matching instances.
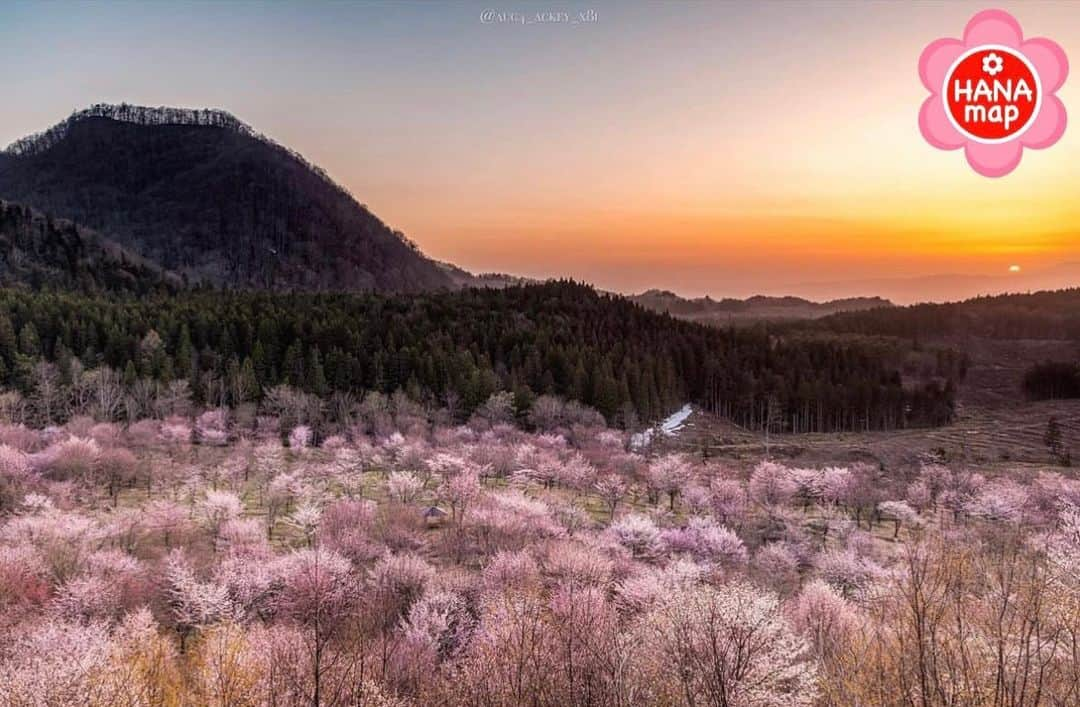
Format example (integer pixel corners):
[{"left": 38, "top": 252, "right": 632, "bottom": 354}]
[{"left": 919, "top": 10, "right": 1067, "bottom": 177}]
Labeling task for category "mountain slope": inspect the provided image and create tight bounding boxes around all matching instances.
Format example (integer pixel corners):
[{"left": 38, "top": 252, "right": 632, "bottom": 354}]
[
  {"left": 0, "top": 104, "right": 457, "bottom": 292},
  {"left": 0, "top": 200, "right": 179, "bottom": 295}
]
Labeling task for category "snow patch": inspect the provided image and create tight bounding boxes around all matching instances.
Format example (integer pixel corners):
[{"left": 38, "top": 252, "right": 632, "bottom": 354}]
[
  {"left": 661, "top": 404, "right": 693, "bottom": 434},
  {"left": 631, "top": 404, "right": 693, "bottom": 450}
]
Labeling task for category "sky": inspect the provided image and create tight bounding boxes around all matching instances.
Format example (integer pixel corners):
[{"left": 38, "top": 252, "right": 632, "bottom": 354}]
[{"left": 2, "top": 0, "right": 1079, "bottom": 304}]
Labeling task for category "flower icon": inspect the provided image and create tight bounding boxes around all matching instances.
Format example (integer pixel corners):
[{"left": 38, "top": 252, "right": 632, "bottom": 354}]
[
  {"left": 982, "top": 52, "right": 1004, "bottom": 76},
  {"left": 919, "top": 10, "right": 1068, "bottom": 177}
]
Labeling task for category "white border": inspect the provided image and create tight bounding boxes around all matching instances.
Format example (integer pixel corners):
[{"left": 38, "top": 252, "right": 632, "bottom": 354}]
[{"left": 942, "top": 44, "right": 1043, "bottom": 144}]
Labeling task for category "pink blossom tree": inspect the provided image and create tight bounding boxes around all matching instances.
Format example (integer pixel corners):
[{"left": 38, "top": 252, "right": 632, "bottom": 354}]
[
  {"left": 638, "top": 581, "right": 818, "bottom": 705},
  {"left": 663, "top": 517, "right": 748, "bottom": 568},
  {"left": 710, "top": 477, "right": 748, "bottom": 527},
  {"left": 387, "top": 470, "right": 424, "bottom": 504},
  {"left": 593, "top": 474, "right": 627, "bottom": 520},
  {"left": 196, "top": 490, "right": 244, "bottom": 551},
  {"left": 164, "top": 551, "right": 236, "bottom": 651},
  {"left": 195, "top": 408, "right": 231, "bottom": 447},
  {"left": 749, "top": 460, "right": 797, "bottom": 508},
  {"left": 789, "top": 579, "right": 861, "bottom": 661},
  {"left": 608, "top": 514, "right": 664, "bottom": 562},
  {"left": 646, "top": 454, "right": 693, "bottom": 510},
  {"left": 439, "top": 469, "right": 481, "bottom": 524},
  {"left": 877, "top": 500, "right": 922, "bottom": 539}
]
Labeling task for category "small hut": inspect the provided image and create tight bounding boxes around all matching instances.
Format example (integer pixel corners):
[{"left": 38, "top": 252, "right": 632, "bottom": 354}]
[{"left": 422, "top": 506, "right": 448, "bottom": 528}]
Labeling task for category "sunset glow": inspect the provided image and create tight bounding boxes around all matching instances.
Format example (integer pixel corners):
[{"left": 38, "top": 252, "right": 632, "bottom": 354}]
[{"left": 2, "top": 0, "right": 1078, "bottom": 302}]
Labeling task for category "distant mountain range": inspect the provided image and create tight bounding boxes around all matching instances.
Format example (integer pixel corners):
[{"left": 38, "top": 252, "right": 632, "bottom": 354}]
[
  {"left": 785, "top": 263, "right": 1080, "bottom": 305},
  {"left": 0, "top": 104, "right": 456, "bottom": 292},
  {"left": 627, "top": 289, "right": 892, "bottom": 323}
]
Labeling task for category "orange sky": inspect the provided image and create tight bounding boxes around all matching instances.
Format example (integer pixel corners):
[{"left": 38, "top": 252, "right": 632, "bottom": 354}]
[{"left": 4, "top": 1, "right": 1080, "bottom": 303}]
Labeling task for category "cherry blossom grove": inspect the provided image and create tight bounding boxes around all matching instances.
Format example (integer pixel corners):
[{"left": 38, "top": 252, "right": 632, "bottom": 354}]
[{"left": 0, "top": 396, "right": 1077, "bottom": 705}]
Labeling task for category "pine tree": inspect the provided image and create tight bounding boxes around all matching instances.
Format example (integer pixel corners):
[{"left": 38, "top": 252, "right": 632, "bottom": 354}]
[
  {"left": 0, "top": 314, "right": 17, "bottom": 366},
  {"left": 306, "top": 348, "right": 328, "bottom": 397},
  {"left": 175, "top": 325, "right": 194, "bottom": 380},
  {"left": 238, "top": 357, "right": 260, "bottom": 402},
  {"left": 1045, "top": 416, "right": 1064, "bottom": 462},
  {"left": 18, "top": 323, "right": 40, "bottom": 357}
]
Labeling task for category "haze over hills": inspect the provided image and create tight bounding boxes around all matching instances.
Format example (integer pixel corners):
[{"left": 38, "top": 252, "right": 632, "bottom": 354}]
[
  {"left": 628, "top": 289, "right": 892, "bottom": 323},
  {"left": 786, "top": 262, "right": 1080, "bottom": 305},
  {"left": 0, "top": 104, "right": 457, "bottom": 292}
]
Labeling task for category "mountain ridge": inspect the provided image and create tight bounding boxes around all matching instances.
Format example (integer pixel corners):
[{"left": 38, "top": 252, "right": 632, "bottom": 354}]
[{"left": 0, "top": 104, "right": 457, "bottom": 292}]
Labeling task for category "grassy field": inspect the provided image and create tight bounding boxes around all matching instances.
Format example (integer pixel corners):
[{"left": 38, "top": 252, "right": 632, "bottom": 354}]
[{"left": 653, "top": 336, "right": 1080, "bottom": 472}]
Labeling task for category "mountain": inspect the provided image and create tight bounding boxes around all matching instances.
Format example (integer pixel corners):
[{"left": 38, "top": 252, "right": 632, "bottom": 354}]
[
  {"left": 628, "top": 289, "right": 892, "bottom": 323},
  {"left": 0, "top": 104, "right": 457, "bottom": 292},
  {"left": 0, "top": 200, "right": 179, "bottom": 295}
]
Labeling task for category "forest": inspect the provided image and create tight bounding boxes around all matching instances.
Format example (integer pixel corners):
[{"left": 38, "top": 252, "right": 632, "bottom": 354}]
[
  {"left": 0, "top": 281, "right": 961, "bottom": 434},
  {"left": 1023, "top": 360, "right": 1080, "bottom": 400}
]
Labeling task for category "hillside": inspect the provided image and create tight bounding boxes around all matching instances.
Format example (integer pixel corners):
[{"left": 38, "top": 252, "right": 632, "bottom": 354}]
[
  {"left": 0, "top": 200, "right": 179, "bottom": 295},
  {"left": 811, "top": 288, "right": 1080, "bottom": 340},
  {"left": 0, "top": 104, "right": 457, "bottom": 292},
  {"left": 630, "top": 289, "right": 892, "bottom": 323}
]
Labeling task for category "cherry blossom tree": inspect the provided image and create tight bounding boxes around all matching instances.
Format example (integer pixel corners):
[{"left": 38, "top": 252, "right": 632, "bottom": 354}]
[
  {"left": 593, "top": 474, "right": 627, "bottom": 520},
  {"left": 638, "top": 581, "right": 818, "bottom": 705},
  {"left": 608, "top": 514, "right": 664, "bottom": 562},
  {"left": 877, "top": 500, "right": 922, "bottom": 539},
  {"left": 789, "top": 578, "right": 861, "bottom": 661},
  {"left": 387, "top": 470, "right": 424, "bottom": 504},
  {"left": 164, "top": 552, "right": 236, "bottom": 651},
  {"left": 645, "top": 454, "right": 693, "bottom": 510},
  {"left": 196, "top": 408, "right": 231, "bottom": 447},
  {"left": 36, "top": 436, "right": 100, "bottom": 483},
  {"left": 197, "top": 490, "right": 244, "bottom": 551},
  {"left": 710, "top": 477, "right": 748, "bottom": 527},
  {"left": 753, "top": 542, "right": 802, "bottom": 594},
  {"left": 440, "top": 469, "right": 481, "bottom": 524},
  {"left": 288, "top": 425, "right": 313, "bottom": 451},
  {"left": 287, "top": 499, "right": 323, "bottom": 547},
  {"left": 97, "top": 446, "right": 138, "bottom": 505},
  {"left": 749, "top": 460, "right": 797, "bottom": 508},
  {"left": 144, "top": 499, "right": 191, "bottom": 549},
  {"left": 964, "top": 479, "right": 1030, "bottom": 524},
  {"left": 662, "top": 516, "right": 748, "bottom": 568}
]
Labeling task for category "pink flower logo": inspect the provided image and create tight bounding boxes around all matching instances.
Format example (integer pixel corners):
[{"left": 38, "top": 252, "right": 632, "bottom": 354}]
[{"left": 919, "top": 9, "right": 1068, "bottom": 177}]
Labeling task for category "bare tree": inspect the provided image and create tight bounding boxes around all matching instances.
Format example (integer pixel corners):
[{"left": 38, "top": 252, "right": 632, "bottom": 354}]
[
  {"left": 91, "top": 367, "right": 124, "bottom": 421},
  {"left": 31, "top": 360, "right": 63, "bottom": 426}
]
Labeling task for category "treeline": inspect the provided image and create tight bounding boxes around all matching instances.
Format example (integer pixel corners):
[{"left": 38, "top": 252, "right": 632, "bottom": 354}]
[
  {"left": 1023, "top": 361, "right": 1080, "bottom": 400},
  {"left": 3, "top": 104, "right": 256, "bottom": 157},
  {"left": 0, "top": 281, "right": 958, "bottom": 430},
  {"left": 812, "top": 288, "right": 1080, "bottom": 341}
]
